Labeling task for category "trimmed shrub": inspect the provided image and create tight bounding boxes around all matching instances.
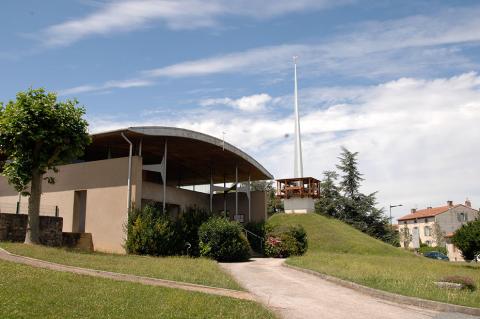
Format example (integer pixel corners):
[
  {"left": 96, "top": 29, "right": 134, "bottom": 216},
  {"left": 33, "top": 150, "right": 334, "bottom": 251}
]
[
  {"left": 125, "top": 205, "right": 180, "bottom": 256},
  {"left": 452, "top": 220, "right": 480, "bottom": 261},
  {"left": 440, "top": 275, "right": 476, "bottom": 291},
  {"left": 264, "top": 224, "right": 307, "bottom": 258},
  {"left": 199, "top": 217, "right": 251, "bottom": 262},
  {"left": 177, "top": 207, "right": 211, "bottom": 256}
]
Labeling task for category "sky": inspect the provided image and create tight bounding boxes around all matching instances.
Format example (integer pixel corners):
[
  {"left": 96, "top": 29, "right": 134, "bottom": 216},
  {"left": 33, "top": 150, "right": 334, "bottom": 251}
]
[{"left": 1, "top": 0, "right": 480, "bottom": 220}]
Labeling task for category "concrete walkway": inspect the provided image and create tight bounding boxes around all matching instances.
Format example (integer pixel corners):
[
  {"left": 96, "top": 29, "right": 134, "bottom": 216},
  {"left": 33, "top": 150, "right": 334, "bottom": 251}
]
[
  {"left": 0, "top": 248, "right": 254, "bottom": 301},
  {"left": 220, "top": 258, "right": 477, "bottom": 319}
]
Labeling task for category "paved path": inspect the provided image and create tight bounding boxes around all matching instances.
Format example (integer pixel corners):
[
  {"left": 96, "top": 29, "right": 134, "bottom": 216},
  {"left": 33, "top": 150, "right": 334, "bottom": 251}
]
[
  {"left": 220, "top": 258, "right": 477, "bottom": 319},
  {"left": 0, "top": 248, "right": 254, "bottom": 301}
]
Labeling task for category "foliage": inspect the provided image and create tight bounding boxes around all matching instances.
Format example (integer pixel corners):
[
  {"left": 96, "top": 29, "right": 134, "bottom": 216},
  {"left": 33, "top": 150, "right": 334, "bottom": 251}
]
[
  {"left": 244, "top": 221, "right": 266, "bottom": 253},
  {"left": 400, "top": 226, "right": 411, "bottom": 248},
  {"left": 315, "top": 147, "right": 397, "bottom": 245},
  {"left": 125, "top": 205, "right": 211, "bottom": 257},
  {"left": 0, "top": 88, "right": 90, "bottom": 243},
  {"left": 0, "top": 88, "right": 90, "bottom": 193},
  {"left": 199, "top": 217, "right": 251, "bottom": 262},
  {"left": 176, "top": 207, "right": 211, "bottom": 256},
  {"left": 125, "top": 205, "right": 180, "bottom": 256},
  {"left": 418, "top": 245, "right": 448, "bottom": 255},
  {"left": 315, "top": 171, "right": 341, "bottom": 218},
  {"left": 440, "top": 275, "right": 476, "bottom": 291},
  {"left": 264, "top": 224, "right": 307, "bottom": 258},
  {"left": 452, "top": 220, "right": 480, "bottom": 261},
  {"left": 271, "top": 213, "right": 480, "bottom": 308}
]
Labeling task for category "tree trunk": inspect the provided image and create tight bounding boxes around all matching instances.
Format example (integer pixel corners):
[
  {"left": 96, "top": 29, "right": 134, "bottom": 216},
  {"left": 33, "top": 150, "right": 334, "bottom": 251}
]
[{"left": 25, "top": 169, "right": 42, "bottom": 244}]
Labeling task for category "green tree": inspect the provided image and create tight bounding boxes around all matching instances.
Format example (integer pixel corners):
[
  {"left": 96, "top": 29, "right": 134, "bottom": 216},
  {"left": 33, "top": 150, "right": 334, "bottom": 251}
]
[
  {"left": 315, "top": 170, "right": 341, "bottom": 217},
  {"left": 336, "top": 147, "right": 363, "bottom": 199},
  {"left": 0, "top": 88, "right": 90, "bottom": 244},
  {"left": 452, "top": 220, "right": 480, "bottom": 261}
]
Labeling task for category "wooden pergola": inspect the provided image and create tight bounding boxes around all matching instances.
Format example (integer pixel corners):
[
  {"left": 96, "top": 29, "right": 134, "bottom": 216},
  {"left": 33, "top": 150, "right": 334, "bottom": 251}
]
[{"left": 276, "top": 177, "right": 320, "bottom": 199}]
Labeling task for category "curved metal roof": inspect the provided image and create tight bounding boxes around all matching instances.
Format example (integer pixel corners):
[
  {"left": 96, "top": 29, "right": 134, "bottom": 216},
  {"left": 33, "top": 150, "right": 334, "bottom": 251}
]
[{"left": 86, "top": 126, "right": 273, "bottom": 185}]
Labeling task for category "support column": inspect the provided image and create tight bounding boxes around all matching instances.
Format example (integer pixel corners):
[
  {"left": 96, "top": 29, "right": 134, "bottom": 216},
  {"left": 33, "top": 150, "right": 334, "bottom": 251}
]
[
  {"left": 248, "top": 175, "right": 251, "bottom": 222},
  {"left": 223, "top": 174, "right": 226, "bottom": 218},
  {"left": 235, "top": 164, "right": 238, "bottom": 216},
  {"left": 162, "top": 140, "right": 168, "bottom": 213},
  {"left": 121, "top": 133, "right": 133, "bottom": 214},
  {"left": 209, "top": 169, "right": 213, "bottom": 213}
]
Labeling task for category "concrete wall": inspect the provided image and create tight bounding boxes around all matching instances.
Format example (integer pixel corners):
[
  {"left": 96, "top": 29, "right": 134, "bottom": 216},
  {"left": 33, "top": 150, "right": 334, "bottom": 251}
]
[
  {"left": 211, "top": 191, "right": 266, "bottom": 223},
  {"left": 435, "top": 206, "right": 479, "bottom": 234},
  {"left": 142, "top": 182, "right": 210, "bottom": 212},
  {"left": 0, "top": 156, "right": 143, "bottom": 253},
  {"left": 284, "top": 198, "right": 315, "bottom": 214}
]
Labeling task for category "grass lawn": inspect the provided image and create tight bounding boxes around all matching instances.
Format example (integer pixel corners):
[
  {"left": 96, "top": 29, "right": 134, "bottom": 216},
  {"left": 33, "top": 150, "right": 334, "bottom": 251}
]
[
  {"left": 0, "top": 242, "right": 242, "bottom": 290},
  {"left": 269, "top": 213, "right": 480, "bottom": 308},
  {"left": 0, "top": 260, "right": 275, "bottom": 319}
]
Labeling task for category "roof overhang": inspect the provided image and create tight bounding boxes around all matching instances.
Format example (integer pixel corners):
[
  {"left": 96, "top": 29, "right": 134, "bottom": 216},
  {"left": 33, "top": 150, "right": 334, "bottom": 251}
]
[{"left": 85, "top": 126, "right": 273, "bottom": 185}]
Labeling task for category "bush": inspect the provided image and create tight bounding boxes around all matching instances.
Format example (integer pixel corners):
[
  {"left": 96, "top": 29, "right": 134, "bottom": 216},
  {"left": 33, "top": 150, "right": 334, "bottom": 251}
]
[
  {"left": 125, "top": 205, "right": 209, "bottom": 256},
  {"left": 452, "top": 220, "right": 480, "bottom": 261},
  {"left": 264, "top": 224, "right": 307, "bottom": 258},
  {"left": 440, "top": 275, "right": 476, "bottom": 291},
  {"left": 125, "top": 205, "right": 180, "bottom": 256},
  {"left": 418, "top": 245, "right": 447, "bottom": 255},
  {"left": 199, "top": 217, "right": 251, "bottom": 262},
  {"left": 244, "top": 221, "right": 266, "bottom": 253}
]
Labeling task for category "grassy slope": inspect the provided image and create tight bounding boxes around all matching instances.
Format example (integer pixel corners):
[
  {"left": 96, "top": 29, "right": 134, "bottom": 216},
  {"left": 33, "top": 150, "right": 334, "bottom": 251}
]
[
  {"left": 0, "top": 242, "right": 242, "bottom": 290},
  {"left": 269, "top": 213, "right": 480, "bottom": 308},
  {"left": 0, "top": 260, "right": 275, "bottom": 319}
]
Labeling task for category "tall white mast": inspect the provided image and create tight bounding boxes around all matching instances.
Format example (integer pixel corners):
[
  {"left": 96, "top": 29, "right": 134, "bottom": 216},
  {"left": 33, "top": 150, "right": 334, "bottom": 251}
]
[{"left": 293, "top": 56, "right": 304, "bottom": 178}]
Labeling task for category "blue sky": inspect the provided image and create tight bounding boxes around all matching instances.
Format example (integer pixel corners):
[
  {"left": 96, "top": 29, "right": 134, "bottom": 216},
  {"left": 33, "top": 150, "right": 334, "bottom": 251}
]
[{"left": 1, "top": 0, "right": 480, "bottom": 218}]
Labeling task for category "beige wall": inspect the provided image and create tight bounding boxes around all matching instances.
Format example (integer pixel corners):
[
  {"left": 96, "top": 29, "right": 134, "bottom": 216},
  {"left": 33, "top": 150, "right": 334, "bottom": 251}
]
[
  {"left": 0, "top": 156, "right": 143, "bottom": 253},
  {"left": 398, "top": 217, "right": 436, "bottom": 248},
  {"left": 142, "top": 182, "right": 210, "bottom": 211},
  {"left": 212, "top": 191, "right": 266, "bottom": 223}
]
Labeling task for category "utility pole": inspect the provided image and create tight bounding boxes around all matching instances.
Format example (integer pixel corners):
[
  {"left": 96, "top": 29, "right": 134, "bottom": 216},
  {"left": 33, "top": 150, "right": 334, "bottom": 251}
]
[{"left": 389, "top": 204, "right": 403, "bottom": 225}]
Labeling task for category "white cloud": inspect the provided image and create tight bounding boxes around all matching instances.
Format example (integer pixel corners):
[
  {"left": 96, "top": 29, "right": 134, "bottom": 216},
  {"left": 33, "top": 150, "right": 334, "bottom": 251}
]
[
  {"left": 89, "top": 72, "right": 480, "bottom": 218},
  {"left": 40, "top": 0, "right": 347, "bottom": 47},
  {"left": 200, "top": 93, "right": 272, "bottom": 112},
  {"left": 58, "top": 79, "right": 153, "bottom": 96}
]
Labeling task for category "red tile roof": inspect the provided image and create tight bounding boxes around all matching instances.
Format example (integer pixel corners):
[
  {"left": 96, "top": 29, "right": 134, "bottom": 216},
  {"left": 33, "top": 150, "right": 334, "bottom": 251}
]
[{"left": 397, "top": 205, "right": 454, "bottom": 221}]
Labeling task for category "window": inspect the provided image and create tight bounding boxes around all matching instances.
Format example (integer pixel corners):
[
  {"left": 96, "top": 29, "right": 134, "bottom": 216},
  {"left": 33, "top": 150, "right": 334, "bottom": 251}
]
[
  {"left": 424, "top": 218, "right": 428, "bottom": 223},
  {"left": 457, "top": 212, "right": 468, "bottom": 222},
  {"left": 424, "top": 226, "right": 431, "bottom": 236}
]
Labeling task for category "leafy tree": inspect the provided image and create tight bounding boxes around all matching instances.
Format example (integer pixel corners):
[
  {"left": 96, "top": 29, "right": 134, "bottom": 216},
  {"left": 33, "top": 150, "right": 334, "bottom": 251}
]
[
  {"left": 452, "top": 220, "right": 480, "bottom": 261},
  {"left": 336, "top": 147, "right": 363, "bottom": 199},
  {"left": 316, "top": 147, "right": 397, "bottom": 245},
  {"left": 0, "top": 88, "right": 90, "bottom": 244},
  {"left": 315, "top": 170, "right": 341, "bottom": 217},
  {"left": 400, "top": 226, "right": 411, "bottom": 248}
]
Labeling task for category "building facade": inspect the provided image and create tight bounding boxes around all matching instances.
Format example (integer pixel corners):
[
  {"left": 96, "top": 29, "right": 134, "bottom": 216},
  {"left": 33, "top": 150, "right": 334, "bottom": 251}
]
[
  {"left": 0, "top": 126, "right": 273, "bottom": 253},
  {"left": 397, "top": 200, "right": 479, "bottom": 261}
]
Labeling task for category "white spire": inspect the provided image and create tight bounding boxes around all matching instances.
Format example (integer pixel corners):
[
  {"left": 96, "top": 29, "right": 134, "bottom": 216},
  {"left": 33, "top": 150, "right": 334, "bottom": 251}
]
[{"left": 293, "top": 56, "right": 303, "bottom": 178}]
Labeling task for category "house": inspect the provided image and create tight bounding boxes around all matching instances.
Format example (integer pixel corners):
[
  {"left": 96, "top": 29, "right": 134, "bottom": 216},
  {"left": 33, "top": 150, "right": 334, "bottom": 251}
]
[
  {"left": 0, "top": 126, "right": 273, "bottom": 253},
  {"left": 397, "top": 200, "right": 479, "bottom": 261}
]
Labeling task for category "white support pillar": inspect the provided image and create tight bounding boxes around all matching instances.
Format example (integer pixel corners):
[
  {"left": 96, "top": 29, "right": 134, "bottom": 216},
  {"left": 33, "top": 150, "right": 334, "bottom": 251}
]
[
  {"left": 209, "top": 169, "right": 213, "bottom": 213},
  {"left": 162, "top": 140, "right": 168, "bottom": 213},
  {"left": 121, "top": 133, "right": 133, "bottom": 214},
  {"left": 248, "top": 175, "right": 251, "bottom": 222},
  {"left": 235, "top": 164, "right": 238, "bottom": 216},
  {"left": 223, "top": 175, "right": 226, "bottom": 217},
  {"left": 138, "top": 138, "right": 143, "bottom": 157}
]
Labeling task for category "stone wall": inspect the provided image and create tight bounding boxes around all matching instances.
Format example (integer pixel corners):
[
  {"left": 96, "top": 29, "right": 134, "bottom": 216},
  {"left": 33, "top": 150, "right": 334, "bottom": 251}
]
[{"left": 0, "top": 213, "right": 63, "bottom": 246}]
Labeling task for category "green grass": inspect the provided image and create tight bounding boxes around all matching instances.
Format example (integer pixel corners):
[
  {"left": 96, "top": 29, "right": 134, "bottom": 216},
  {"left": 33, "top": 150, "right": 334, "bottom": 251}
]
[
  {"left": 269, "top": 213, "right": 480, "bottom": 308},
  {"left": 0, "top": 260, "right": 275, "bottom": 319},
  {"left": 0, "top": 242, "right": 242, "bottom": 290}
]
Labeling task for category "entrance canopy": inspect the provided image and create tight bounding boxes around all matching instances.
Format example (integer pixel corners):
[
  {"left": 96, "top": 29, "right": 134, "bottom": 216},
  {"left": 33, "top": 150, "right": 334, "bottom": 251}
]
[{"left": 84, "top": 126, "right": 273, "bottom": 186}]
